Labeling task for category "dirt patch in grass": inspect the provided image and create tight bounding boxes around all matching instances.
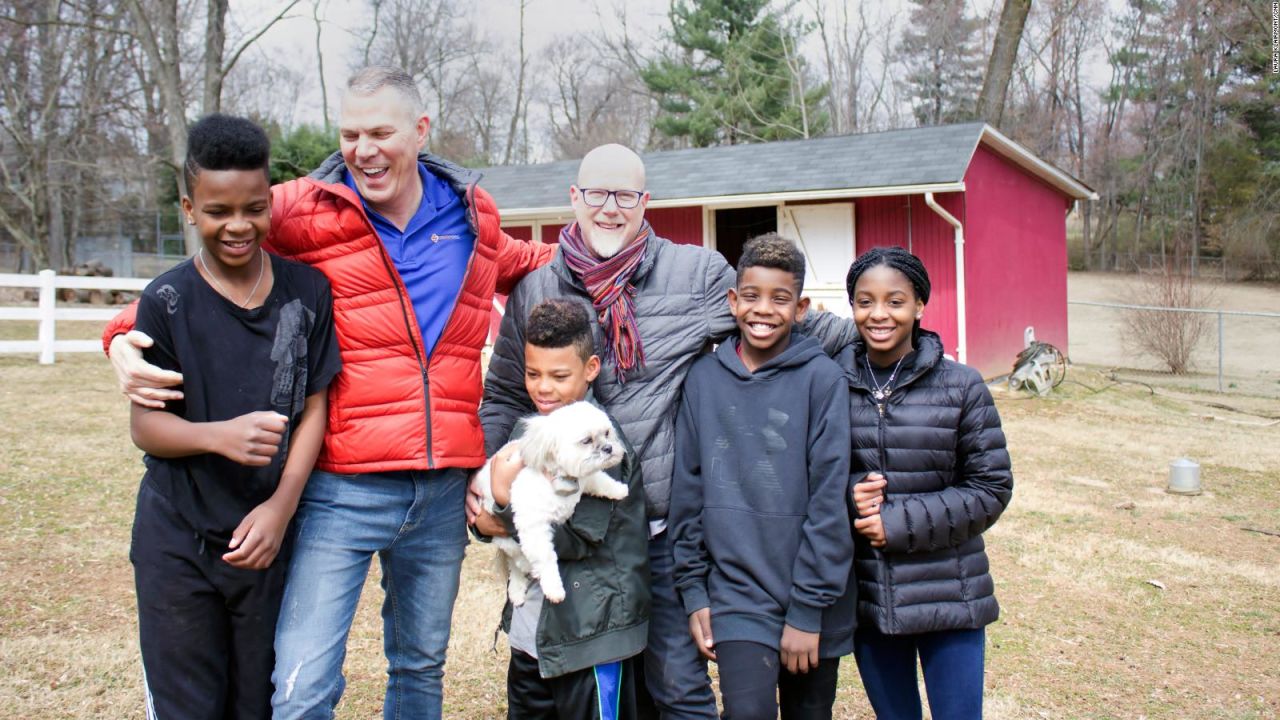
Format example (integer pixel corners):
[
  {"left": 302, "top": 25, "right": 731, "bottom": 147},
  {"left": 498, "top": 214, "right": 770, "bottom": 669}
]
[{"left": 1, "top": 356, "right": 1276, "bottom": 718}]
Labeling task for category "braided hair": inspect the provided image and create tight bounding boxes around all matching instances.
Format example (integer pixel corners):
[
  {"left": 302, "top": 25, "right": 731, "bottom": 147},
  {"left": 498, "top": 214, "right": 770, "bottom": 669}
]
[{"left": 845, "top": 246, "right": 931, "bottom": 339}]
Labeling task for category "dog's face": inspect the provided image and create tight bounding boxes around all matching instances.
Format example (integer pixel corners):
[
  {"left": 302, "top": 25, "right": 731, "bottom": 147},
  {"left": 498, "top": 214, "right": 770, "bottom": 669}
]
[{"left": 519, "top": 402, "right": 624, "bottom": 486}]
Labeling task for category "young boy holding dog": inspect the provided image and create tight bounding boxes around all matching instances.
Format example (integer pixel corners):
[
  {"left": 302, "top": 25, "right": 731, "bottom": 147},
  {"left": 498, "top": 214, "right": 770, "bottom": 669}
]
[
  {"left": 669, "top": 234, "right": 855, "bottom": 719},
  {"left": 127, "top": 114, "right": 341, "bottom": 718},
  {"left": 478, "top": 298, "right": 650, "bottom": 719}
]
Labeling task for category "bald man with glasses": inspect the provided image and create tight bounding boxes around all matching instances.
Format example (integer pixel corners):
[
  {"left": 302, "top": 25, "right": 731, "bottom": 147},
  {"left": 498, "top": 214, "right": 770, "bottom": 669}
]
[{"left": 472, "top": 143, "right": 857, "bottom": 718}]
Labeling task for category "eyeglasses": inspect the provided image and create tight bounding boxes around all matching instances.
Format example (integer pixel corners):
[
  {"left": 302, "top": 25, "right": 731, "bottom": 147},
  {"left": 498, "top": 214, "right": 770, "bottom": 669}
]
[{"left": 577, "top": 187, "right": 645, "bottom": 209}]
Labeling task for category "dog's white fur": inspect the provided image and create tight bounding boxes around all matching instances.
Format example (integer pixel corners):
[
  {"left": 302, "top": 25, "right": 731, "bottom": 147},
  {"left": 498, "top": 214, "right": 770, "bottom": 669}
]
[{"left": 476, "top": 401, "right": 628, "bottom": 605}]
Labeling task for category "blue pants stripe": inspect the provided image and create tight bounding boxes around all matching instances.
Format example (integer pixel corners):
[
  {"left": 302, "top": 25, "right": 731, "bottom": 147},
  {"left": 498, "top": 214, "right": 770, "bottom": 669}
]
[{"left": 593, "top": 661, "right": 623, "bottom": 720}]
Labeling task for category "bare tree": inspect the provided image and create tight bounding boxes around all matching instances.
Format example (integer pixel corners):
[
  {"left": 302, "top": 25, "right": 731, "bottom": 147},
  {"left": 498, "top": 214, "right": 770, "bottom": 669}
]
[
  {"left": 896, "top": 0, "right": 986, "bottom": 125},
  {"left": 125, "top": 0, "right": 300, "bottom": 252},
  {"left": 202, "top": 0, "right": 229, "bottom": 115},
  {"left": 1121, "top": 261, "right": 1213, "bottom": 374},
  {"left": 358, "top": 0, "right": 482, "bottom": 157},
  {"left": 0, "top": 0, "right": 146, "bottom": 269},
  {"left": 808, "top": 1, "right": 901, "bottom": 133},
  {"left": 1082, "top": 0, "right": 1149, "bottom": 269},
  {"left": 314, "top": 0, "right": 331, "bottom": 130},
  {"left": 355, "top": 0, "right": 539, "bottom": 165},
  {"left": 542, "top": 34, "right": 655, "bottom": 159},
  {"left": 467, "top": 53, "right": 515, "bottom": 165},
  {"left": 220, "top": 54, "right": 308, "bottom": 129},
  {"left": 872, "top": 11, "right": 907, "bottom": 130},
  {"left": 1002, "top": 0, "right": 1097, "bottom": 167},
  {"left": 501, "top": 0, "right": 528, "bottom": 164},
  {"left": 976, "top": 0, "right": 1033, "bottom": 126}
]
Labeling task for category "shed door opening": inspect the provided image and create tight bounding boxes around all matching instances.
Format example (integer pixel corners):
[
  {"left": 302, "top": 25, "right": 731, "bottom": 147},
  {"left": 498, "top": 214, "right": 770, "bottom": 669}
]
[{"left": 713, "top": 206, "right": 777, "bottom": 269}]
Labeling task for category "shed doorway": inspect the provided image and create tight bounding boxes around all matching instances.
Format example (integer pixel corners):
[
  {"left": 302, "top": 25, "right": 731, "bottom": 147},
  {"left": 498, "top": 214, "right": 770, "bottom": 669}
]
[{"left": 713, "top": 206, "right": 777, "bottom": 269}]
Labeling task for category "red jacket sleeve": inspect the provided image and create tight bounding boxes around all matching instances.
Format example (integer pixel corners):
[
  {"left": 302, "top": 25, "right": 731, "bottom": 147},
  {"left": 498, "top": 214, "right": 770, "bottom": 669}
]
[
  {"left": 101, "top": 300, "right": 139, "bottom": 355},
  {"left": 493, "top": 229, "right": 555, "bottom": 295}
]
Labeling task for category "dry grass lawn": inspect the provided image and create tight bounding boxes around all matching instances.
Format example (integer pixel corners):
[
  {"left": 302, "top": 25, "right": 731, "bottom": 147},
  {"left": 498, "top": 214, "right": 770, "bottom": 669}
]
[{"left": 0, "top": 284, "right": 1278, "bottom": 718}]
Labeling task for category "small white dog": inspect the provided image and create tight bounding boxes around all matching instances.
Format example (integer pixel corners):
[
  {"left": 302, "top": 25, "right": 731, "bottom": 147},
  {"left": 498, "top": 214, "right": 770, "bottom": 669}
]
[{"left": 477, "top": 401, "right": 628, "bottom": 605}]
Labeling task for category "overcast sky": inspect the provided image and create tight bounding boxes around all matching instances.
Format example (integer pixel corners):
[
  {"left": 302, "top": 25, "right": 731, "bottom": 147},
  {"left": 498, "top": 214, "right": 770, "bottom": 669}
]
[
  {"left": 239, "top": 0, "right": 677, "bottom": 129},
  {"left": 232, "top": 0, "right": 1108, "bottom": 157}
]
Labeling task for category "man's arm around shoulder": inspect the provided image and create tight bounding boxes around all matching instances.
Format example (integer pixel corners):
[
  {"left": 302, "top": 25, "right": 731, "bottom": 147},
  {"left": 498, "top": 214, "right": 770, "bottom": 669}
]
[{"left": 487, "top": 194, "right": 555, "bottom": 295}]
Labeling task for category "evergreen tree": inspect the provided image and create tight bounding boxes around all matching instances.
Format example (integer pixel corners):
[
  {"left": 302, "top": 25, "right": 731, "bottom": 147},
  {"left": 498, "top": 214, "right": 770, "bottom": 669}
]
[
  {"left": 896, "top": 0, "right": 985, "bottom": 126},
  {"left": 1090, "top": 0, "right": 1277, "bottom": 274},
  {"left": 641, "top": 0, "right": 828, "bottom": 147},
  {"left": 268, "top": 124, "right": 339, "bottom": 185},
  {"left": 1209, "top": 0, "right": 1280, "bottom": 272}
]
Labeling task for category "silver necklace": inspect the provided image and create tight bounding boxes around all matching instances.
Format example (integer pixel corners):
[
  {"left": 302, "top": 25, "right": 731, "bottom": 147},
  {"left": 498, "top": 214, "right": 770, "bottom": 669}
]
[
  {"left": 866, "top": 353, "right": 908, "bottom": 402},
  {"left": 198, "top": 247, "right": 266, "bottom": 308}
]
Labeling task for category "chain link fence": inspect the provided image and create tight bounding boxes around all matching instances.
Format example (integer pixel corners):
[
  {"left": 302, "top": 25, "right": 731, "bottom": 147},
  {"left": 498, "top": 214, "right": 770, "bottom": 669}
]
[
  {"left": 0, "top": 207, "right": 186, "bottom": 277},
  {"left": 1073, "top": 250, "right": 1280, "bottom": 282},
  {"left": 1067, "top": 299, "right": 1280, "bottom": 398}
]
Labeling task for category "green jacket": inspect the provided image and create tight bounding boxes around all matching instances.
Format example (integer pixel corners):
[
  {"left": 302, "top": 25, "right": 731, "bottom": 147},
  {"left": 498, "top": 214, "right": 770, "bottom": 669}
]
[{"left": 481, "top": 406, "right": 651, "bottom": 678}]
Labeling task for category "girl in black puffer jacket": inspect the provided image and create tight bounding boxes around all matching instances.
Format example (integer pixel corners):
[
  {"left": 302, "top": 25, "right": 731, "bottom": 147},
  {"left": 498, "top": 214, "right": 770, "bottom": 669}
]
[{"left": 842, "top": 247, "right": 1013, "bottom": 720}]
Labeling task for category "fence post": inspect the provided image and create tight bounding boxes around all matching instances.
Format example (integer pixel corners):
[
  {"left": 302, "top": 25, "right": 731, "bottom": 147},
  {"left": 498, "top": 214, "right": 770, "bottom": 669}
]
[
  {"left": 1217, "top": 311, "right": 1224, "bottom": 393},
  {"left": 38, "top": 269, "right": 56, "bottom": 365}
]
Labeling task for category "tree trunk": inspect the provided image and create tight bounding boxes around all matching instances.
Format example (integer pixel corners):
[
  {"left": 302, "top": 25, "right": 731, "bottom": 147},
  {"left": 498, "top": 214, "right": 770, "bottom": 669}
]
[
  {"left": 1082, "top": 198, "right": 1093, "bottom": 270},
  {"left": 38, "top": 0, "right": 65, "bottom": 268},
  {"left": 314, "top": 1, "right": 329, "bottom": 130},
  {"left": 128, "top": 0, "right": 195, "bottom": 253},
  {"left": 809, "top": 0, "right": 842, "bottom": 133},
  {"left": 976, "top": 0, "right": 1032, "bottom": 127},
  {"left": 202, "top": 0, "right": 229, "bottom": 115},
  {"left": 1134, "top": 194, "right": 1147, "bottom": 270},
  {"left": 502, "top": 0, "right": 527, "bottom": 165}
]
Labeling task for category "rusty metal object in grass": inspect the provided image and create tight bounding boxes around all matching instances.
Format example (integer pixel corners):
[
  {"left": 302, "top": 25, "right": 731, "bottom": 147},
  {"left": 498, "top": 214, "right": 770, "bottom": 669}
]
[{"left": 1009, "top": 340, "right": 1067, "bottom": 396}]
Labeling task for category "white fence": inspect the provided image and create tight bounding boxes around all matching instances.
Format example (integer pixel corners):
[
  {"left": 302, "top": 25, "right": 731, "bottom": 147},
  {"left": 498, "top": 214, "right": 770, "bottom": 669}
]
[
  {"left": 0, "top": 270, "right": 146, "bottom": 364},
  {"left": 2, "top": 270, "right": 509, "bottom": 365}
]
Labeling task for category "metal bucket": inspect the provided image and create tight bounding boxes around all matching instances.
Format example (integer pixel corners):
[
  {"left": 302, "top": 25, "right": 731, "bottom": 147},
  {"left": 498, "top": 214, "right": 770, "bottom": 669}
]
[{"left": 1167, "top": 458, "right": 1202, "bottom": 495}]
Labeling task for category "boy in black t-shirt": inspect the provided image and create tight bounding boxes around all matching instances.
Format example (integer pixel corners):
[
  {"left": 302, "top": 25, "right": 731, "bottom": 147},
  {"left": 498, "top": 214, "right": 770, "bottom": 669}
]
[{"left": 128, "top": 114, "right": 341, "bottom": 719}]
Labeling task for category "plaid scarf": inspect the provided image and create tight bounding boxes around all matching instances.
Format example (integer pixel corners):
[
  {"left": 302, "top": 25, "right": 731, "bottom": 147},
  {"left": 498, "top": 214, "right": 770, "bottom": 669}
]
[{"left": 558, "top": 221, "right": 651, "bottom": 379}]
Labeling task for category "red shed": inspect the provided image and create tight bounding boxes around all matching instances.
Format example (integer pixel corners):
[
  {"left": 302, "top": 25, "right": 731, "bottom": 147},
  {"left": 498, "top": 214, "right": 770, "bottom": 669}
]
[{"left": 477, "top": 123, "right": 1095, "bottom": 378}]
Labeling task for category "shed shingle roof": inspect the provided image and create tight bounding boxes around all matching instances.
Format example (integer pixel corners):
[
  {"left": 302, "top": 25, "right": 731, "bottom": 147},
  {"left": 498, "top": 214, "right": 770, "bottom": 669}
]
[
  {"left": 476, "top": 122, "right": 983, "bottom": 211},
  {"left": 474, "top": 122, "right": 1093, "bottom": 213}
]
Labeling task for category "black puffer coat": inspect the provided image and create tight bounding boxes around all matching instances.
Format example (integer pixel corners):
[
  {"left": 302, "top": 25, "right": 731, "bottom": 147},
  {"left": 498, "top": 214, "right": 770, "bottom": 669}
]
[{"left": 841, "top": 331, "right": 1013, "bottom": 635}]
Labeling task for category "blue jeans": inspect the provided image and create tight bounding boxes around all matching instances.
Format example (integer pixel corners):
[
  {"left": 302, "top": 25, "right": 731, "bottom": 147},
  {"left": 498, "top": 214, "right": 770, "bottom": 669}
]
[
  {"left": 853, "top": 626, "right": 986, "bottom": 720},
  {"left": 643, "top": 530, "right": 718, "bottom": 719},
  {"left": 271, "top": 469, "right": 468, "bottom": 720}
]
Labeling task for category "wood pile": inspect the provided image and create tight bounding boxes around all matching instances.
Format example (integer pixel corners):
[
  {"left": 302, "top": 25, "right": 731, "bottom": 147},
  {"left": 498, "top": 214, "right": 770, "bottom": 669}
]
[{"left": 19, "top": 260, "right": 133, "bottom": 304}]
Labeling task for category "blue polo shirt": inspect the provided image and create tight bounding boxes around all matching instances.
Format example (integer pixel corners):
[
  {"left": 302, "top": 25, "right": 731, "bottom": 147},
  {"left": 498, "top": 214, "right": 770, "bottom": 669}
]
[{"left": 344, "top": 162, "right": 475, "bottom": 359}]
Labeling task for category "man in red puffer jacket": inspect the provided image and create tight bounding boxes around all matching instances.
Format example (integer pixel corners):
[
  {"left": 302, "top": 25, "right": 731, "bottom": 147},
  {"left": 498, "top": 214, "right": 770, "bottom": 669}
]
[{"left": 104, "top": 66, "right": 553, "bottom": 719}]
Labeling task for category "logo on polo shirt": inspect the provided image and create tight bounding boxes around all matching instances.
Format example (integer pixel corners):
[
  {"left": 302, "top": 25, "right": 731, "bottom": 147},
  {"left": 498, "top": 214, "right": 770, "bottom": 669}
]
[{"left": 431, "top": 233, "right": 460, "bottom": 243}]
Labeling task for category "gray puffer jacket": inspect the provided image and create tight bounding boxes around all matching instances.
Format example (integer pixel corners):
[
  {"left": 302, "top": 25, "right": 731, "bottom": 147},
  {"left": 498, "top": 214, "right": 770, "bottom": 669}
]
[
  {"left": 841, "top": 331, "right": 1013, "bottom": 634},
  {"left": 480, "top": 232, "right": 857, "bottom": 519}
]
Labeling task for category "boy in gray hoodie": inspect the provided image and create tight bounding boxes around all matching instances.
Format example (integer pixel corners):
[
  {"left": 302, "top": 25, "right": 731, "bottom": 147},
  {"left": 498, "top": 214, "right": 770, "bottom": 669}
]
[{"left": 669, "top": 234, "right": 855, "bottom": 720}]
